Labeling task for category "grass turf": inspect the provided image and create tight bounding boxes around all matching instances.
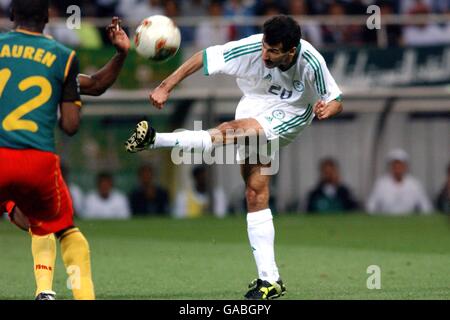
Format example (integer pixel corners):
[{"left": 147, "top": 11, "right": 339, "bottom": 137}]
[{"left": 0, "top": 214, "right": 449, "bottom": 300}]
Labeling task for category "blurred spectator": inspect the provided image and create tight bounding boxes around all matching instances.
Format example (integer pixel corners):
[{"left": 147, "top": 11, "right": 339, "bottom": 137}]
[
  {"left": 306, "top": 158, "right": 358, "bottom": 213},
  {"left": 288, "top": 0, "right": 323, "bottom": 47},
  {"left": 83, "top": 172, "right": 131, "bottom": 219},
  {"left": 224, "top": 0, "right": 257, "bottom": 39},
  {"left": 343, "top": 0, "right": 366, "bottom": 15},
  {"left": 95, "top": 0, "right": 119, "bottom": 17},
  {"left": 321, "top": 1, "right": 363, "bottom": 47},
  {"left": 195, "top": 0, "right": 234, "bottom": 49},
  {"left": 403, "top": 0, "right": 450, "bottom": 46},
  {"left": 374, "top": 0, "right": 403, "bottom": 47},
  {"left": 366, "top": 149, "right": 433, "bottom": 215},
  {"left": 129, "top": 164, "right": 170, "bottom": 216},
  {"left": 163, "top": 0, "right": 196, "bottom": 45},
  {"left": 436, "top": 163, "right": 450, "bottom": 214},
  {"left": 61, "top": 163, "right": 85, "bottom": 216},
  {"left": 45, "top": 5, "right": 81, "bottom": 47},
  {"left": 118, "top": 0, "right": 164, "bottom": 22},
  {"left": 400, "top": 0, "right": 433, "bottom": 13},
  {"left": 255, "top": 0, "right": 287, "bottom": 16},
  {"left": 430, "top": 0, "right": 450, "bottom": 13},
  {"left": 180, "top": 0, "right": 209, "bottom": 17},
  {"left": 307, "top": 0, "right": 331, "bottom": 15},
  {"left": 174, "top": 166, "right": 228, "bottom": 218},
  {"left": 94, "top": 0, "right": 119, "bottom": 44}
]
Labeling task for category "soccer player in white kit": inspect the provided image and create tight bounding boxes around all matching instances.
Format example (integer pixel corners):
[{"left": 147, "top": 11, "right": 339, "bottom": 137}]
[{"left": 125, "top": 15, "right": 343, "bottom": 299}]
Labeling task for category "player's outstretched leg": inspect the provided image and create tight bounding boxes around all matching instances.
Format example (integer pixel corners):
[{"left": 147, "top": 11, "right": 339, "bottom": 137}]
[
  {"left": 125, "top": 120, "right": 156, "bottom": 152},
  {"left": 125, "top": 120, "right": 213, "bottom": 153}
]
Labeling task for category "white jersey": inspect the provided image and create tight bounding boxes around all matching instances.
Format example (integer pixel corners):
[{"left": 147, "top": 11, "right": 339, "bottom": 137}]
[{"left": 203, "top": 34, "right": 342, "bottom": 110}]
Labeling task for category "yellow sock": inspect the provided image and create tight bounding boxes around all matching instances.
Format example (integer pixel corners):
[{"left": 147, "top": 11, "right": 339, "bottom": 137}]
[
  {"left": 31, "top": 233, "right": 56, "bottom": 297},
  {"left": 60, "top": 228, "right": 95, "bottom": 300}
]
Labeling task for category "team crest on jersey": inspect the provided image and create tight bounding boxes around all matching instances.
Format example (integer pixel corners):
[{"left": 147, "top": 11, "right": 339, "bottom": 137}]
[
  {"left": 293, "top": 80, "right": 304, "bottom": 93},
  {"left": 264, "top": 74, "right": 272, "bottom": 81},
  {"left": 272, "top": 110, "right": 285, "bottom": 120}
]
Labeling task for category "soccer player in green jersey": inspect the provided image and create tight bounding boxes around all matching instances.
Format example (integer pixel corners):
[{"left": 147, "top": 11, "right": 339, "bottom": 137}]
[{"left": 1, "top": 0, "right": 130, "bottom": 300}]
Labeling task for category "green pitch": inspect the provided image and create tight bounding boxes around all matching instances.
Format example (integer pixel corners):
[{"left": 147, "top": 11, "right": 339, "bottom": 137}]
[{"left": 1, "top": 214, "right": 449, "bottom": 299}]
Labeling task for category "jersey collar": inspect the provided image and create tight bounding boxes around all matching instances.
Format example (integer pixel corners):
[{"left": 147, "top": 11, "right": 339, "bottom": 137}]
[{"left": 13, "top": 28, "right": 53, "bottom": 39}]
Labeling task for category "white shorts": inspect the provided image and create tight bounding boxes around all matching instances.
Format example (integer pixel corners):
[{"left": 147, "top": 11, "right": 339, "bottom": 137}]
[{"left": 235, "top": 96, "right": 314, "bottom": 163}]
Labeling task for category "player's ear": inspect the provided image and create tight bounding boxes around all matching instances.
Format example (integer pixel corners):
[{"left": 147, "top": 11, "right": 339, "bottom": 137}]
[{"left": 288, "top": 46, "right": 297, "bottom": 57}]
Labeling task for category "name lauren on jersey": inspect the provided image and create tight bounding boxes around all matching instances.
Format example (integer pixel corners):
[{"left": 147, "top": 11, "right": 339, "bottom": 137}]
[{"left": 0, "top": 44, "right": 57, "bottom": 68}]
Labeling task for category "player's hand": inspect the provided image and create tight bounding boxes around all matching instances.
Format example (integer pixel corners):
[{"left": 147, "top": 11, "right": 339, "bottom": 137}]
[
  {"left": 313, "top": 100, "right": 330, "bottom": 120},
  {"left": 107, "top": 17, "right": 130, "bottom": 55},
  {"left": 149, "top": 86, "right": 170, "bottom": 109}
]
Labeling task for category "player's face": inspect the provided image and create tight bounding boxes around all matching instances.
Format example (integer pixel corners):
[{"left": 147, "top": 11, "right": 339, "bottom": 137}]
[{"left": 261, "top": 39, "right": 295, "bottom": 69}]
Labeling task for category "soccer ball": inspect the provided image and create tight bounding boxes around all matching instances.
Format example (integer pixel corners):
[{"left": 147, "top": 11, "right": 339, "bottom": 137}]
[{"left": 134, "top": 15, "right": 181, "bottom": 62}]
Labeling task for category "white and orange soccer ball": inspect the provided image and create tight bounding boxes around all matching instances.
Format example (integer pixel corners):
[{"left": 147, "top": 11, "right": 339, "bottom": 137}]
[{"left": 134, "top": 15, "right": 181, "bottom": 62}]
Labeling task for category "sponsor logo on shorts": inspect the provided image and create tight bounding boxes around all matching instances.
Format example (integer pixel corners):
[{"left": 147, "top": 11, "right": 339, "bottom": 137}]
[{"left": 293, "top": 80, "right": 304, "bottom": 92}]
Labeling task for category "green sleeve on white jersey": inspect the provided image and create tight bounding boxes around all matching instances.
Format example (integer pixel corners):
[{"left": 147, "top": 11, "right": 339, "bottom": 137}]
[
  {"left": 203, "top": 34, "right": 263, "bottom": 78},
  {"left": 303, "top": 49, "right": 342, "bottom": 103}
]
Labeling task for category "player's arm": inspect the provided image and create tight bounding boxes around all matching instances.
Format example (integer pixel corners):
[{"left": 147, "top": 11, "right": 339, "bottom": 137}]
[
  {"left": 314, "top": 99, "right": 343, "bottom": 120},
  {"left": 60, "top": 54, "right": 81, "bottom": 136},
  {"left": 150, "top": 50, "right": 204, "bottom": 109},
  {"left": 308, "top": 53, "right": 343, "bottom": 120},
  {"left": 79, "top": 17, "right": 130, "bottom": 96}
]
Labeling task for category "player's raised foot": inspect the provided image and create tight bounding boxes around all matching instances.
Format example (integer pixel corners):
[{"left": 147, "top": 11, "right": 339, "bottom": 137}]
[
  {"left": 244, "top": 279, "right": 286, "bottom": 300},
  {"left": 35, "top": 290, "right": 56, "bottom": 300},
  {"left": 125, "top": 120, "right": 156, "bottom": 153}
]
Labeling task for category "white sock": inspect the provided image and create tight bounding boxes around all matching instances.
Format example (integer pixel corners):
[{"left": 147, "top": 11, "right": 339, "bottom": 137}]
[
  {"left": 153, "top": 130, "right": 212, "bottom": 153},
  {"left": 247, "top": 209, "right": 280, "bottom": 283}
]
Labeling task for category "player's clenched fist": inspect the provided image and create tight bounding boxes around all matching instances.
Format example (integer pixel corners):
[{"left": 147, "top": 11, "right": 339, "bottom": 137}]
[
  {"left": 314, "top": 99, "right": 343, "bottom": 120},
  {"left": 149, "top": 86, "right": 170, "bottom": 109},
  {"left": 313, "top": 100, "right": 328, "bottom": 120}
]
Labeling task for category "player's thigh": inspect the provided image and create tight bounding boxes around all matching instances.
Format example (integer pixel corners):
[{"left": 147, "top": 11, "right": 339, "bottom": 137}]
[
  {"left": 28, "top": 160, "right": 74, "bottom": 236},
  {"left": 6, "top": 150, "right": 75, "bottom": 235},
  {"left": 211, "top": 118, "right": 265, "bottom": 145}
]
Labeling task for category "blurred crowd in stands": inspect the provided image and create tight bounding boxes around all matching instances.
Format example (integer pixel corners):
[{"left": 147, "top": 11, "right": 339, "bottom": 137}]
[
  {"left": 54, "top": 149, "right": 449, "bottom": 219},
  {"left": 2, "top": 0, "right": 450, "bottom": 48}
]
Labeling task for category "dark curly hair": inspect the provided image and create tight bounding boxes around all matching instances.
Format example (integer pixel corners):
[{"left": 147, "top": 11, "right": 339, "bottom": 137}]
[
  {"left": 11, "top": 0, "right": 49, "bottom": 24},
  {"left": 263, "top": 15, "right": 302, "bottom": 52}
]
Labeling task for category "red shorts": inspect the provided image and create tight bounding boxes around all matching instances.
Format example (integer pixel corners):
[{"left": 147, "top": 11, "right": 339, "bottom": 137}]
[{"left": 0, "top": 148, "right": 74, "bottom": 236}]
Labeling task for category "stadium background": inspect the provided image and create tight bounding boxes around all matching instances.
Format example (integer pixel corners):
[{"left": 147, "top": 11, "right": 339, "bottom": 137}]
[{"left": 0, "top": 0, "right": 449, "bottom": 299}]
